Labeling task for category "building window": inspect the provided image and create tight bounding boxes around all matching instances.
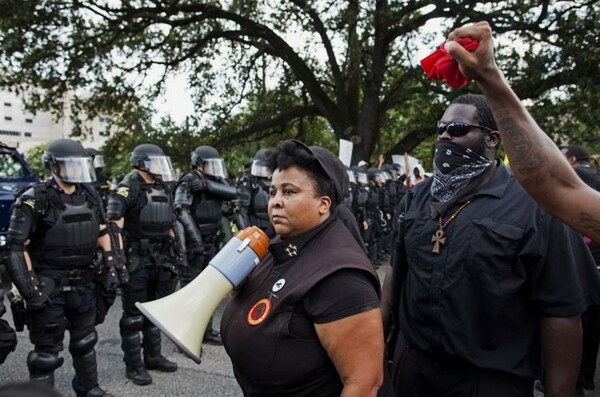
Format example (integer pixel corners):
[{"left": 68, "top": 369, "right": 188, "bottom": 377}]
[
  {"left": 24, "top": 132, "right": 32, "bottom": 137},
  {"left": 4, "top": 116, "right": 12, "bottom": 121},
  {"left": 3, "top": 102, "right": 11, "bottom": 107},
  {"left": 25, "top": 118, "right": 33, "bottom": 123},
  {"left": 0, "top": 130, "right": 20, "bottom": 136}
]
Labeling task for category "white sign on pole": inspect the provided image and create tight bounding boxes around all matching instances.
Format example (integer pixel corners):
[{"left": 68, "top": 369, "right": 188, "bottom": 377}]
[
  {"left": 392, "top": 153, "right": 420, "bottom": 178},
  {"left": 338, "top": 139, "right": 353, "bottom": 168}
]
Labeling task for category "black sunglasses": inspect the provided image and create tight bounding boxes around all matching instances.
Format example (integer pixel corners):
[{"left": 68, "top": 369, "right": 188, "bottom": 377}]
[{"left": 437, "top": 121, "right": 494, "bottom": 137}]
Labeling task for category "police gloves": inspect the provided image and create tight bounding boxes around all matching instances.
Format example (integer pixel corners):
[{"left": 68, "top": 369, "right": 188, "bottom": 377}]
[{"left": 102, "top": 249, "right": 129, "bottom": 290}]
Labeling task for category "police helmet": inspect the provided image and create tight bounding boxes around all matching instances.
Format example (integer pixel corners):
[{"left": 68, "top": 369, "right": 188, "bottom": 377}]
[
  {"left": 251, "top": 148, "right": 272, "bottom": 178},
  {"left": 130, "top": 143, "right": 176, "bottom": 182},
  {"left": 43, "top": 139, "right": 97, "bottom": 184},
  {"left": 366, "top": 167, "right": 384, "bottom": 184},
  {"left": 191, "top": 145, "right": 227, "bottom": 179},
  {"left": 85, "top": 147, "right": 105, "bottom": 169},
  {"left": 350, "top": 165, "right": 368, "bottom": 185}
]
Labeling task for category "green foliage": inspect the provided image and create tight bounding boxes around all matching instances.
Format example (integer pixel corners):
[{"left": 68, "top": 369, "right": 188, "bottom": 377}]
[
  {"left": 1, "top": 1, "right": 598, "bottom": 163},
  {"left": 25, "top": 143, "right": 49, "bottom": 179}
]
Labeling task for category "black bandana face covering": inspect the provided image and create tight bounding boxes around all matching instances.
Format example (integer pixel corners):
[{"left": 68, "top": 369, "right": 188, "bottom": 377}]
[{"left": 431, "top": 141, "right": 493, "bottom": 202}]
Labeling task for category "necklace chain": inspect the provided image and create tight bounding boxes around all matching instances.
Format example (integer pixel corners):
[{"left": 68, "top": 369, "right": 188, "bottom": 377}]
[
  {"left": 438, "top": 199, "right": 472, "bottom": 230},
  {"left": 431, "top": 200, "right": 473, "bottom": 254}
]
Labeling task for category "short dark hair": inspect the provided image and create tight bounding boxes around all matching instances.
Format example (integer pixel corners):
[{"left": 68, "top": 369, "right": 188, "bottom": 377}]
[
  {"left": 265, "top": 140, "right": 338, "bottom": 210},
  {"left": 561, "top": 144, "right": 590, "bottom": 162},
  {"left": 451, "top": 94, "right": 498, "bottom": 132}
]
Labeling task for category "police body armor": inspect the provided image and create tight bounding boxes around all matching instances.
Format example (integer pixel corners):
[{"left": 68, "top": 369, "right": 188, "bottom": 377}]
[
  {"left": 365, "top": 187, "right": 381, "bottom": 217},
  {"left": 250, "top": 179, "right": 270, "bottom": 220},
  {"left": 192, "top": 190, "right": 224, "bottom": 234},
  {"left": 28, "top": 186, "right": 100, "bottom": 269},
  {"left": 123, "top": 183, "right": 174, "bottom": 242}
]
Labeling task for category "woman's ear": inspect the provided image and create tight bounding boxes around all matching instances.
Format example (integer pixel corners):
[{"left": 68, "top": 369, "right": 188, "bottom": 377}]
[{"left": 319, "top": 196, "right": 332, "bottom": 215}]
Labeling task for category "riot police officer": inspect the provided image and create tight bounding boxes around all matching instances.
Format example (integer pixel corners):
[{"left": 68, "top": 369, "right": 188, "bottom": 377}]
[
  {"left": 5, "top": 139, "right": 121, "bottom": 397},
  {"left": 364, "top": 167, "right": 385, "bottom": 268},
  {"left": 106, "top": 144, "right": 180, "bottom": 386},
  {"left": 85, "top": 148, "right": 111, "bottom": 207},
  {"left": 236, "top": 148, "right": 275, "bottom": 238},
  {"left": 174, "top": 145, "right": 239, "bottom": 345}
]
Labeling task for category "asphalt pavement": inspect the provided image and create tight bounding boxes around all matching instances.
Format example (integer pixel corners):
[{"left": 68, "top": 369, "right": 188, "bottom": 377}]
[{"left": 0, "top": 289, "right": 242, "bottom": 397}]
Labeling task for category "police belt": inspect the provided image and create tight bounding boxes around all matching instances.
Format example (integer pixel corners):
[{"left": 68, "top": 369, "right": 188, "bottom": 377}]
[
  {"left": 36, "top": 268, "right": 95, "bottom": 290},
  {"left": 128, "top": 238, "right": 168, "bottom": 254}
]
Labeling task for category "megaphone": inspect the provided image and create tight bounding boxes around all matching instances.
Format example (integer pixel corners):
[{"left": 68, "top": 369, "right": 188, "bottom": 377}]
[{"left": 135, "top": 226, "right": 269, "bottom": 363}]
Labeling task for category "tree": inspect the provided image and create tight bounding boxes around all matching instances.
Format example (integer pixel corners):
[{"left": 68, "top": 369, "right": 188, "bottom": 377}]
[
  {"left": 1, "top": 1, "right": 598, "bottom": 163},
  {"left": 25, "top": 143, "right": 49, "bottom": 179}
]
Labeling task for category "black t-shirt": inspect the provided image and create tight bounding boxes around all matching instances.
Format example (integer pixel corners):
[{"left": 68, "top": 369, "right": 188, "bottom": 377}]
[
  {"left": 287, "top": 268, "right": 380, "bottom": 342},
  {"left": 221, "top": 217, "right": 380, "bottom": 397}
]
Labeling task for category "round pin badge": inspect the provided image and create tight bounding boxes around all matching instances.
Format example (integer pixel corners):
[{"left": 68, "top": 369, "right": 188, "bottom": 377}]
[
  {"left": 272, "top": 278, "right": 286, "bottom": 292},
  {"left": 247, "top": 298, "right": 272, "bottom": 326}
]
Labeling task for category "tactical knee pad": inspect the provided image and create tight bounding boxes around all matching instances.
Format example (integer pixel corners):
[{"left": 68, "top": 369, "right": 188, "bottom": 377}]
[
  {"left": 27, "top": 351, "right": 64, "bottom": 374},
  {"left": 69, "top": 331, "right": 98, "bottom": 356},
  {"left": 120, "top": 314, "right": 144, "bottom": 333}
]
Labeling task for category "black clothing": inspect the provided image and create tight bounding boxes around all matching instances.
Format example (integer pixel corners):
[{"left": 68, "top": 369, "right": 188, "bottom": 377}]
[
  {"left": 221, "top": 217, "right": 380, "bottom": 396},
  {"left": 363, "top": 185, "right": 383, "bottom": 267},
  {"left": 5, "top": 180, "right": 107, "bottom": 394},
  {"left": 108, "top": 170, "right": 178, "bottom": 377},
  {"left": 396, "top": 164, "right": 587, "bottom": 384},
  {"left": 393, "top": 346, "right": 533, "bottom": 397},
  {"left": 237, "top": 173, "right": 275, "bottom": 238},
  {"left": 334, "top": 203, "right": 366, "bottom": 253},
  {"left": 174, "top": 170, "right": 237, "bottom": 276},
  {"left": 572, "top": 165, "right": 600, "bottom": 391}
]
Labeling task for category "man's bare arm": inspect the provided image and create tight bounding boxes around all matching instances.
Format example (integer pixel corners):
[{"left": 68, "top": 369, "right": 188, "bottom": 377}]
[{"left": 445, "top": 21, "right": 600, "bottom": 242}]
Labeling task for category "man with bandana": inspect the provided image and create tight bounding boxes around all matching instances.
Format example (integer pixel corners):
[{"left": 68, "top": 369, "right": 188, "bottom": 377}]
[{"left": 382, "top": 94, "right": 595, "bottom": 397}]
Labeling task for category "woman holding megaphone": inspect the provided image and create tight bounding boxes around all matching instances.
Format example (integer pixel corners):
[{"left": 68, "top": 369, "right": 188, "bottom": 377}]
[{"left": 220, "top": 140, "right": 384, "bottom": 397}]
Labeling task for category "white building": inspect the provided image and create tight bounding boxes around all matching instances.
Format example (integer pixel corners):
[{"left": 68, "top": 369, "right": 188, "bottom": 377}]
[{"left": 0, "top": 90, "right": 113, "bottom": 152}]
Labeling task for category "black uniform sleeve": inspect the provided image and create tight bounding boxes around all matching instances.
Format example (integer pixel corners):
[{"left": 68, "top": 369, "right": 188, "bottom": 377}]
[
  {"left": 303, "top": 268, "right": 380, "bottom": 324},
  {"left": 529, "top": 214, "right": 587, "bottom": 317},
  {"left": 106, "top": 183, "right": 133, "bottom": 220},
  {"left": 6, "top": 193, "right": 36, "bottom": 246}
]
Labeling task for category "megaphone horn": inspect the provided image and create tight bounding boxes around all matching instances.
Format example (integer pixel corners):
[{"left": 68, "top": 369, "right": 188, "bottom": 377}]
[{"left": 135, "top": 226, "right": 270, "bottom": 363}]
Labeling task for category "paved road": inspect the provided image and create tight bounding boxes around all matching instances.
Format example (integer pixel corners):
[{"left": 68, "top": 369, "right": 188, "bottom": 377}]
[
  {"left": 2, "top": 264, "right": 600, "bottom": 397},
  {"left": 0, "top": 291, "right": 242, "bottom": 397}
]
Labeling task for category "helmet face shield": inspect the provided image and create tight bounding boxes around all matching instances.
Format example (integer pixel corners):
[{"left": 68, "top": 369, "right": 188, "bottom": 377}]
[
  {"left": 347, "top": 170, "right": 357, "bottom": 184},
  {"left": 93, "top": 155, "right": 105, "bottom": 168},
  {"left": 357, "top": 172, "right": 368, "bottom": 185},
  {"left": 201, "top": 158, "right": 227, "bottom": 179},
  {"left": 143, "top": 155, "right": 176, "bottom": 182},
  {"left": 251, "top": 159, "right": 271, "bottom": 178},
  {"left": 54, "top": 157, "right": 97, "bottom": 183}
]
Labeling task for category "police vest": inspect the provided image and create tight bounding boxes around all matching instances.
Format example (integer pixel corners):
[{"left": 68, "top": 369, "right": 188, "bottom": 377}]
[
  {"left": 27, "top": 183, "right": 100, "bottom": 269},
  {"left": 250, "top": 179, "right": 270, "bottom": 219},
  {"left": 122, "top": 175, "right": 174, "bottom": 240}
]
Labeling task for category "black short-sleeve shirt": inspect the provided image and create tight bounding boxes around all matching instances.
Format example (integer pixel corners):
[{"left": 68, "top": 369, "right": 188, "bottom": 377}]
[{"left": 398, "top": 164, "right": 587, "bottom": 378}]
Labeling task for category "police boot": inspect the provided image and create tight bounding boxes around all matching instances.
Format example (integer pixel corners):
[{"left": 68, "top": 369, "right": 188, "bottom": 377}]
[
  {"left": 143, "top": 326, "right": 177, "bottom": 372},
  {"left": 27, "top": 351, "right": 64, "bottom": 388},
  {"left": 72, "top": 378, "right": 114, "bottom": 397},
  {"left": 203, "top": 317, "right": 222, "bottom": 346},
  {"left": 120, "top": 327, "right": 152, "bottom": 385}
]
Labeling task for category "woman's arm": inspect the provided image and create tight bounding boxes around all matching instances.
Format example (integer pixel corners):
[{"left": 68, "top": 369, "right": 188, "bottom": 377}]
[{"left": 315, "top": 308, "right": 384, "bottom": 397}]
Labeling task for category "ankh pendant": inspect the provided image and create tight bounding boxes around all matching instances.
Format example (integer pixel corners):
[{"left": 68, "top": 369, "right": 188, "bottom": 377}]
[{"left": 431, "top": 228, "right": 447, "bottom": 254}]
